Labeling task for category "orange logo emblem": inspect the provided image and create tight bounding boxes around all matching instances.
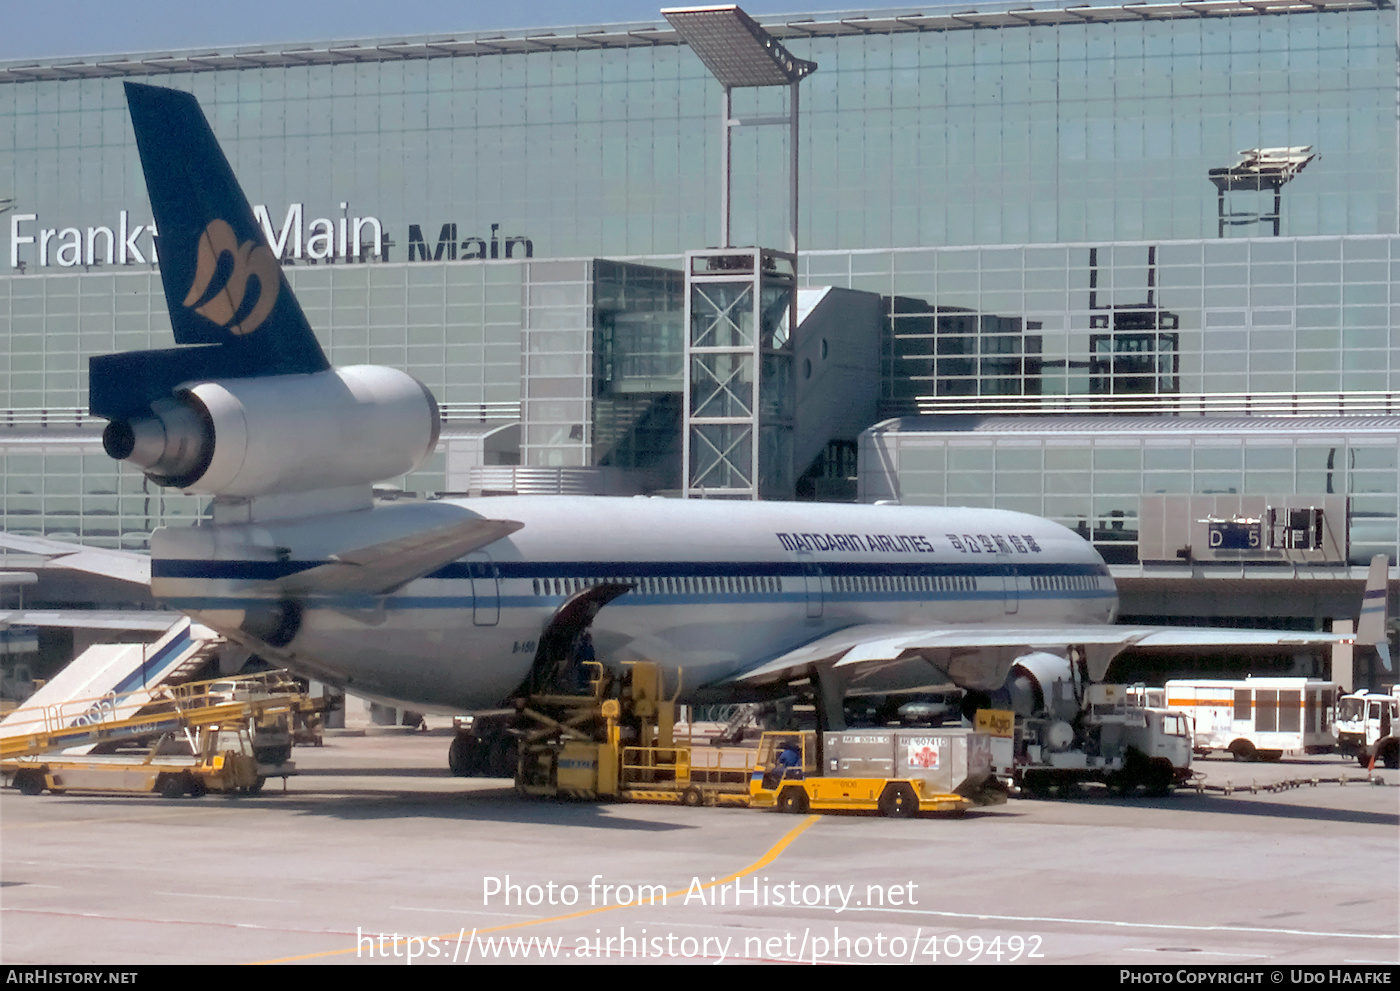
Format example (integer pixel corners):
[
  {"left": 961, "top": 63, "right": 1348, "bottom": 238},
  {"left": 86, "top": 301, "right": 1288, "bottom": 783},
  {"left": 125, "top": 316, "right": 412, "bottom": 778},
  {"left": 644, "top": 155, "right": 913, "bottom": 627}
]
[{"left": 183, "top": 219, "right": 280, "bottom": 335}]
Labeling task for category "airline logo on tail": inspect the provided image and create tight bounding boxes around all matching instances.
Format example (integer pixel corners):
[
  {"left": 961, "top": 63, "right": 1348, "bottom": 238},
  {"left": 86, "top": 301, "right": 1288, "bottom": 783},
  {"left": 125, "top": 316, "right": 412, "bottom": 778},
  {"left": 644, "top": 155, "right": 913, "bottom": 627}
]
[{"left": 183, "top": 219, "right": 280, "bottom": 336}]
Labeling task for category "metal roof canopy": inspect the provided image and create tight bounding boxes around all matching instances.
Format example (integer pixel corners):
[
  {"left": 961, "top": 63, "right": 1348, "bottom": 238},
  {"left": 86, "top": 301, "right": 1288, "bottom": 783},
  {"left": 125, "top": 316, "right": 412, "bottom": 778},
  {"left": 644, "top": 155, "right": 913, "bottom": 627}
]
[
  {"left": 662, "top": 5, "right": 816, "bottom": 87},
  {"left": 0, "top": 1, "right": 1387, "bottom": 83}
]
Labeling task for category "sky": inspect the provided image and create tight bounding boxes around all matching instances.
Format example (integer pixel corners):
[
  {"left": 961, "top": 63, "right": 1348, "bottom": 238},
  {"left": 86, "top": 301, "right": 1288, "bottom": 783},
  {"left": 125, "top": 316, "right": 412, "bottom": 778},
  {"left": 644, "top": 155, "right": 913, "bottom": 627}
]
[{"left": 0, "top": 1, "right": 904, "bottom": 61}]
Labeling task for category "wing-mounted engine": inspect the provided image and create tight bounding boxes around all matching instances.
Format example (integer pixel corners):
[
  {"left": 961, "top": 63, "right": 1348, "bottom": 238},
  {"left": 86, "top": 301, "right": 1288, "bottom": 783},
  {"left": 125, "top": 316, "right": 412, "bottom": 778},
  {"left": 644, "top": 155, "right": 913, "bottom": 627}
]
[{"left": 102, "top": 365, "right": 440, "bottom": 498}]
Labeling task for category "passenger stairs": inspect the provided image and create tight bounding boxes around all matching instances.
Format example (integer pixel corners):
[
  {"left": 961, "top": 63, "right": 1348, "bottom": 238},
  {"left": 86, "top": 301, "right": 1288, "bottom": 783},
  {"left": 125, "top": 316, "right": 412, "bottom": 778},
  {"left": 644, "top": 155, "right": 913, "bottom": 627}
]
[
  {"left": 0, "top": 671, "right": 310, "bottom": 762},
  {"left": 0, "top": 618, "right": 224, "bottom": 747}
]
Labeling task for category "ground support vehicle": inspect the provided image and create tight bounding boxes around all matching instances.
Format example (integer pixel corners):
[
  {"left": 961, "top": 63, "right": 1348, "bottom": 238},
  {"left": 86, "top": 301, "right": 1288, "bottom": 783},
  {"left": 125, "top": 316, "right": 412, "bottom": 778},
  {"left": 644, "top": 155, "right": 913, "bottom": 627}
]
[
  {"left": 512, "top": 661, "right": 758, "bottom": 806},
  {"left": 5, "top": 720, "right": 289, "bottom": 798},
  {"left": 1333, "top": 685, "right": 1399, "bottom": 769},
  {"left": 1165, "top": 677, "right": 1338, "bottom": 761},
  {"left": 1000, "top": 683, "right": 1193, "bottom": 796},
  {"left": 2, "top": 671, "right": 315, "bottom": 797},
  {"left": 748, "top": 728, "right": 1004, "bottom": 817}
]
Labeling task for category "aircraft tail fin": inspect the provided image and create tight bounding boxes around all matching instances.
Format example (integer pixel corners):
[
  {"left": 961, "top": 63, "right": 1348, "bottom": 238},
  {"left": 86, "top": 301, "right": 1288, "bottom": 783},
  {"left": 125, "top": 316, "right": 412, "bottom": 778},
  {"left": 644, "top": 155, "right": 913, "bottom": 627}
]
[
  {"left": 120, "top": 82, "right": 328, "bottom": 376},
  {"left": 1358, "top": 553, "right": 1392, "bottom": 672}
]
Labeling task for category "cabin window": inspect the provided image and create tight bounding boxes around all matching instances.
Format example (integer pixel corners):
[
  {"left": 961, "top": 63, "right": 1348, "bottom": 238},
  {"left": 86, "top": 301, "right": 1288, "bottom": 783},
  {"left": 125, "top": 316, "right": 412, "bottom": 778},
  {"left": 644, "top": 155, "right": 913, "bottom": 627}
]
[
  {"left": 1255, "top": 690, "right": 1278, "bottom": 732},
  {"left": 1233, "top": 689, "right": 1251, "bottom": 721}
]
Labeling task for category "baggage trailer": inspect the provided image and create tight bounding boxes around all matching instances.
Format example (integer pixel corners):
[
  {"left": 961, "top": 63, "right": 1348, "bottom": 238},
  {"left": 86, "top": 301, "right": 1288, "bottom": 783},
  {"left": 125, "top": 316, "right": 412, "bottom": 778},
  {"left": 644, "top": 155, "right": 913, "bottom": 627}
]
[
  {"left": 748, "top": 728, "right": 1005, "bottom": 817},
  {"left": 1165, "top": 677, "right": 1338, "bottom": 761}
]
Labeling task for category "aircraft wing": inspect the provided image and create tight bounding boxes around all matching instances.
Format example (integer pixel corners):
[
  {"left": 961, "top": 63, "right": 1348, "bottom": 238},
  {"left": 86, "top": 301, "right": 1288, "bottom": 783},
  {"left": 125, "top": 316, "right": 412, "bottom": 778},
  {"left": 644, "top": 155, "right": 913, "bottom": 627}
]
[
  {"left": 0, "top": 610, "right": 180, "bottom": 632},
  {"left": 727, "top": 623, "right": 1356, "bottom": 693},
  {"left": 270, "top": 517, "right": 525, "bottom": 596},
  {"left": 0, "top": 532, "right": 151, "bottom": 586}
]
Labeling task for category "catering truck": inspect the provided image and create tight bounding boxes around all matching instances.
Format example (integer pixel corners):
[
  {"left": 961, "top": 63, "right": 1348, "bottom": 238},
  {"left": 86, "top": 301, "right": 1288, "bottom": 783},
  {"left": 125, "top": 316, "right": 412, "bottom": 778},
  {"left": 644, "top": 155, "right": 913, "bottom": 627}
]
[{"left": 1165, "top": 677, "right": 1338, "bottom": 761}]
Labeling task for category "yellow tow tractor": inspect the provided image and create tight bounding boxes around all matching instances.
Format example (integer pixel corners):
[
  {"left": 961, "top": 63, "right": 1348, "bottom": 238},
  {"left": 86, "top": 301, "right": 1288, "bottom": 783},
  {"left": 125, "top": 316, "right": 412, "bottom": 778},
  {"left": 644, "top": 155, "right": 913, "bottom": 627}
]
[{"left": 748, "top": 727, "right": 1006, "bottom": 817}]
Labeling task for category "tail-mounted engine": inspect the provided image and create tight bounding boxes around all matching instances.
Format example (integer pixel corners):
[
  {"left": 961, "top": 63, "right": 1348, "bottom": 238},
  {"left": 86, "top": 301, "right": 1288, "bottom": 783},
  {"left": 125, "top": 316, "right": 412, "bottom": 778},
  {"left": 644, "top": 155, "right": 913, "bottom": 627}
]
[{"left": 102, "top": 365, "right": 440, "bottom": 497}]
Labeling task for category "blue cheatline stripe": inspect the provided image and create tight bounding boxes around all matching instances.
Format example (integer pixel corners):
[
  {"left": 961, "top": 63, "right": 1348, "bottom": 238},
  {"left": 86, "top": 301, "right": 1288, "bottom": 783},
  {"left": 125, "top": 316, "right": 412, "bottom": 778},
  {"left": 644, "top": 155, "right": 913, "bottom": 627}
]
[
  {"left": 109, "top": 622, "right": 192, "bottom": 695},
  {"left": 152, "top": 558, "right": 1110, "bottom": 581},
  {"left": 161, "top": 584, "right": 1114, "bottom": 614}
]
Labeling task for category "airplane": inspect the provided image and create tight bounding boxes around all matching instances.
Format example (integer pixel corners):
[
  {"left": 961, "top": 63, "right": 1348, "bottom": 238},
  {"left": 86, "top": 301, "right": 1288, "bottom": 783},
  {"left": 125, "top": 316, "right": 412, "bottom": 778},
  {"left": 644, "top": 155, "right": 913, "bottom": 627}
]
[{"left": 5, "top": 82, "right": 1388, "bottom": 771}]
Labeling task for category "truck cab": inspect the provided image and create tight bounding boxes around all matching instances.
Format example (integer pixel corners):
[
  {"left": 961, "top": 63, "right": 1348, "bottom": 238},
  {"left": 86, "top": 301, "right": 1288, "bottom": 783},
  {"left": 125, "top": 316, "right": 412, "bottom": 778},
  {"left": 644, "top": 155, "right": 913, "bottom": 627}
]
[{"left": 1333, "top": 687, "right": 1399, "bottom": 768}]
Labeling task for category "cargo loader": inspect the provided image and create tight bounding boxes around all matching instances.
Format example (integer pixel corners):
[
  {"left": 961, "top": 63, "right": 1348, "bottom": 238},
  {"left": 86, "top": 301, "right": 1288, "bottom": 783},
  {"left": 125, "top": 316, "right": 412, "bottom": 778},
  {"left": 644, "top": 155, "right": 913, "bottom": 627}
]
[{"left": 513, "top": 661, "right": 757, "bottom": 806}]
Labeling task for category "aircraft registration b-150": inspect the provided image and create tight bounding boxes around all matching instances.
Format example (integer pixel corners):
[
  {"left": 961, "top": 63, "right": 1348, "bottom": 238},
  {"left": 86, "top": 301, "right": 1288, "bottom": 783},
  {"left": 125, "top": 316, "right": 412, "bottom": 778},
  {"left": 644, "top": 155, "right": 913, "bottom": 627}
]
[{"left": 4, "top": 84, "right": 1387, "bottom": 752}]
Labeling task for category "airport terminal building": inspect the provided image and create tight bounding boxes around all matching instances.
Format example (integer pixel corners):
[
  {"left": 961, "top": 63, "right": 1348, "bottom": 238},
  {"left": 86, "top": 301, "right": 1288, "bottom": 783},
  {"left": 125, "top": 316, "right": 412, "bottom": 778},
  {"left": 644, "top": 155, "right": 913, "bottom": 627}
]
[{"left": 2, "top": 0, "right": 1398, "bottom": 664}]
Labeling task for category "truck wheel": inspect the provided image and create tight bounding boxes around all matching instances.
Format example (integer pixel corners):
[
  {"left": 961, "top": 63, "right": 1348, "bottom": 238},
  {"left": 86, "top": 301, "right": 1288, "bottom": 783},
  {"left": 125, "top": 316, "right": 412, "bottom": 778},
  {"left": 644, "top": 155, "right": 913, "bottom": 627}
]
[
  {"left": 1229, "top": 740, "right": 1258, "bottom": 762},
  {"left": 244, "top": 777, "right": 266, "bottom": 795},
  {"left": 15, "top": 771, "right": 44, "bottom": 796},
  {"left": 778, "top": 787, "right": 809, "bottom": 814},
  {"left": 1144, "top": 761, "right": 1174, "bottom": 797},
  {"left": 1357, "top": 753, "right": 1371, "bottom": 767},
  {"left": 158, "top": 774, "right": 187, "bottom": 799},
  {"left": 681, "top": 786, "right": 704, "bottom": 808},
  {"left": 187, "top": 777, "right": 208, "bottom": 799},
  {"left": 1381, "top": 742, "right": 1399, "bottom": 770},
  {"left": 878, "top": 784, "right": 919, "bottom": 818}
]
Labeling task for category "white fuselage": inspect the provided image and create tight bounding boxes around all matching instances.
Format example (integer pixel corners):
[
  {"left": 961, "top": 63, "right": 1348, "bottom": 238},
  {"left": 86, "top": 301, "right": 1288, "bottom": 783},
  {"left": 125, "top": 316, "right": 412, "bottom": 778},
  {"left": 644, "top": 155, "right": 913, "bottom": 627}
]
[{"left": 151, "top": 496, "right": 1117, "bottom": 711}]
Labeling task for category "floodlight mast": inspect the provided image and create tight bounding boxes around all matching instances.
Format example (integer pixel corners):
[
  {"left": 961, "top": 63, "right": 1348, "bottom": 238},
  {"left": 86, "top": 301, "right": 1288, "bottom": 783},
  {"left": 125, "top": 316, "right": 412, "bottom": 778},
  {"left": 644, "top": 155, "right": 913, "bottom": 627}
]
[
  {"left": 666, "top": 6, "right": 816, "bottom": 501},
  {"left": 662, "top": 4, "right": 816, "bottom": 252}
]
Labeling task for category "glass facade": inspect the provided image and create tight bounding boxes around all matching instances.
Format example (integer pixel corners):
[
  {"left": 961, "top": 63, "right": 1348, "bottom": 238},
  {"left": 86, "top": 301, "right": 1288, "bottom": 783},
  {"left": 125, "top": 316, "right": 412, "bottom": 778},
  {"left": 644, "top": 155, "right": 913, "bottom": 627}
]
[
  {"left": 2, "top": 1, "right": 1399, "bottom": 552},
  {"left": 862, "top": 417, "right": 1400, "bottom": 566},
  {"left": 2, "top": 2, "right": 1393, "bottom": 257}
]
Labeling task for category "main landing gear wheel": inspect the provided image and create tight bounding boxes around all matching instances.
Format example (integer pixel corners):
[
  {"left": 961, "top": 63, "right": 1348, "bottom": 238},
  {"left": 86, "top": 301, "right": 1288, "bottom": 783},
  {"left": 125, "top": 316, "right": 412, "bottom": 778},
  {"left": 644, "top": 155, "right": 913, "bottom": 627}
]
[{"left": 448, "top": 735, "right": 483, "bottom": 777}]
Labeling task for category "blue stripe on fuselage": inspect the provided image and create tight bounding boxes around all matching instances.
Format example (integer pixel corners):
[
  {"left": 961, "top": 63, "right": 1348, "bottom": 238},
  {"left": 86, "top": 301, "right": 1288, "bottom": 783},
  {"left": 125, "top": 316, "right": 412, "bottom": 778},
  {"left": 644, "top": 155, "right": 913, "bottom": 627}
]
[{"left": 152, "top": 558, "right": 1109, "bottom": 581}]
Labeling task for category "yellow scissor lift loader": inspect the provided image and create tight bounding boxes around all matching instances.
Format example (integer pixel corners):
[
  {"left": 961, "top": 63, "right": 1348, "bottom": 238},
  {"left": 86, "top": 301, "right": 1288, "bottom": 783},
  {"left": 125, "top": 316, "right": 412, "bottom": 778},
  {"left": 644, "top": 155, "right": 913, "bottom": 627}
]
[
  {"left": 1, "top": 672, "right": 319, "bottom": 798},
  {"left": 514, "top": 661, "right": 756, "bottom": 807}
]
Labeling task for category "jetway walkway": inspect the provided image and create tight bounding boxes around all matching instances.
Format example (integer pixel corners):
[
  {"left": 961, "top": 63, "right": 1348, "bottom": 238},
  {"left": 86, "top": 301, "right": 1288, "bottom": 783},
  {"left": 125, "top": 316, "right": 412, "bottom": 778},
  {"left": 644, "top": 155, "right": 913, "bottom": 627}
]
[
  {"left": 0, "top": 671, "right": 313, "bottom": 761},
  {"left": 0, "top": 618, "right": 221, "bottom": 743}
]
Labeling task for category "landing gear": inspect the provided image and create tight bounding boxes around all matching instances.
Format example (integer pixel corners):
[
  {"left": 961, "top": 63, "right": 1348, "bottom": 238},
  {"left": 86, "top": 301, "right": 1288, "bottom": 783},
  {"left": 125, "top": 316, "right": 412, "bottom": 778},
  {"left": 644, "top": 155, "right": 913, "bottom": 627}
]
[{"left": 448, "top": 734, "right": 483, "bottom": 777}]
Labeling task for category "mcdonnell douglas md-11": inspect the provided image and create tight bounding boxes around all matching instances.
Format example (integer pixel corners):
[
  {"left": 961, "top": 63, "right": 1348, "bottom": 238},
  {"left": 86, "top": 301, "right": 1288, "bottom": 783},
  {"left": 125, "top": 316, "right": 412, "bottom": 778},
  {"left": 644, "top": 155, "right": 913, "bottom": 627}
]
[{"left": 4, "top": 84, "right": 1385, "bottom": 773}]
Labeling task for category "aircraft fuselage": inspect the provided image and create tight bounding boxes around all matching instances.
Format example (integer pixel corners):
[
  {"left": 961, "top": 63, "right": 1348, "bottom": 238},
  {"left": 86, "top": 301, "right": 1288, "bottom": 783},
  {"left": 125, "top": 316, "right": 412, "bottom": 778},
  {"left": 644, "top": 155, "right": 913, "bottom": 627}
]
[{"left": 150, "top": 496, "right": 1116, "bottom": 711}]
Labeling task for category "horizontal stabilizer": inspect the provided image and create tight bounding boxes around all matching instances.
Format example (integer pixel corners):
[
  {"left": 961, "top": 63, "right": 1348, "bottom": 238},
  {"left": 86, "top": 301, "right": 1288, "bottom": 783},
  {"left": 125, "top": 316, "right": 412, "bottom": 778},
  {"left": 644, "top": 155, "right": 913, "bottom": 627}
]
[
  {"left": 272, "top": 518, "right": 524, "bottom": 597},
  {"left": 0, "top": 531, "right": 151, "bottom": 586},
  {"left": 0, "top": 610, "right": 179, "bottom": 632}
]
